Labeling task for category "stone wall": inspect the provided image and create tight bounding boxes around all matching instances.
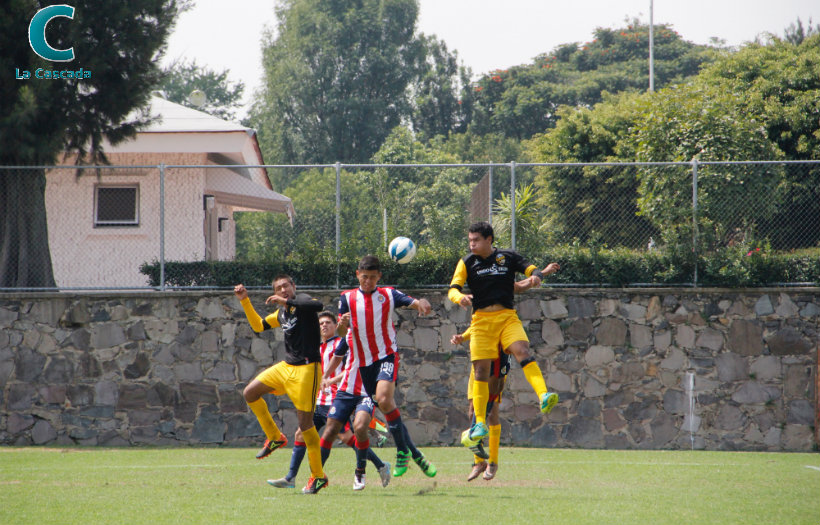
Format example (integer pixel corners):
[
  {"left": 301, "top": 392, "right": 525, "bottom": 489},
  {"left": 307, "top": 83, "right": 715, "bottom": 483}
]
[{"left": 1, "top": 289, "right": 817, "bottom": 451}]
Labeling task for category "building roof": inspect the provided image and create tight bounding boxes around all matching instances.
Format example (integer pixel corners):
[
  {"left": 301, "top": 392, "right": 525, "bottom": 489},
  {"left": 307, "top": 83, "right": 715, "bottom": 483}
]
[{"left": 141, "top": 95, "right": 249, "bottom": 133}]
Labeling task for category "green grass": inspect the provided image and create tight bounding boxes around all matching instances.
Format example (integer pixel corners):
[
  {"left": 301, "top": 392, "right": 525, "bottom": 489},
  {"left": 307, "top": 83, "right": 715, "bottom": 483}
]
[{"left": 1, "top": 447, "right": 818, "bottom": 525}]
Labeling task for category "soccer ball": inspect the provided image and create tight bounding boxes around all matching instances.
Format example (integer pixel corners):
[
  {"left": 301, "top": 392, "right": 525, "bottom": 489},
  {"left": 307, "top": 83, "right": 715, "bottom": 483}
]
[{"left": 388, "top": 236, "right": 416, "bottom": 264}]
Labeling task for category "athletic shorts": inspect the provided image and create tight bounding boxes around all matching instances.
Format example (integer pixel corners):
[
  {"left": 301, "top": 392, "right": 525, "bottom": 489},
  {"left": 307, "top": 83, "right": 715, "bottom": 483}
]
[
  {"left": 255, "top": 361, "right": 320, "bottom": 413},
  {"left": 328, "top": 391, "right": 375, "bottom": 425},
  {"left": 469, "top": 309, "right": 528, "bottom": 361},
  {"left": 313, "top": 403, "right": 330, "bottom": 430},
  {"left": 359, "top": 353, "right": 400, "bottom": 400}
]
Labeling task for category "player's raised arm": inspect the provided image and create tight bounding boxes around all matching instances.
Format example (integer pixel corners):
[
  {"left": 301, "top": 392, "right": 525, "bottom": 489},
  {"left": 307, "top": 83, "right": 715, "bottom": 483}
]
[{"left": 448, "top": 258, "right": 473, "bottom": 308}]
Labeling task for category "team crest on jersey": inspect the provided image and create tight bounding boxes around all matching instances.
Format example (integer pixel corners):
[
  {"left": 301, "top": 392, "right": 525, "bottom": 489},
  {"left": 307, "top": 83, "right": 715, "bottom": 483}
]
[
  {"left": 377, "top": 294, "right": 385, "bottom": 303},
  {"left": 288, "top": 305, "right": 296, "bottom": 315},
  {"left": 495, "top": 253, "right": 506, "bottom": 266}
]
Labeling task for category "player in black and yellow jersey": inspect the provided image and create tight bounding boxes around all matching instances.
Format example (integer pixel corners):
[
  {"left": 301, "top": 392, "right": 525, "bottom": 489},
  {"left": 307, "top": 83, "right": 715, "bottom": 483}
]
[
  {"left": 448, "top": 222, "right": 560, "bottom": 448},
  {"left": 234, "top": 275, "right": 328, "bottom": 495}
]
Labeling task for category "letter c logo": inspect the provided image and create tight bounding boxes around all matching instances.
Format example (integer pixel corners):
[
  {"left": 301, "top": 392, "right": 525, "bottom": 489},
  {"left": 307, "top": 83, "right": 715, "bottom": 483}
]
[{"left": 29, "top": 4, "right": 75, "bottom": 62}]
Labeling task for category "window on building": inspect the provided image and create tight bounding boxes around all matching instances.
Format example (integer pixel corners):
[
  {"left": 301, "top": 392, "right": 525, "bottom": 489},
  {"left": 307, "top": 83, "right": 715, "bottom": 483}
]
[{"left": 94, "top": 185, "right": 139, "bottom": 227}]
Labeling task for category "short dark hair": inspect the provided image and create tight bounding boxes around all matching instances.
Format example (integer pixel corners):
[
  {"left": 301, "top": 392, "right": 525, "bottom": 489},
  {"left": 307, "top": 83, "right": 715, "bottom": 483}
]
[
  {"left": 272, "top": 274, "right": 294, "bottom": 286},
  {"left": 357, "top": 255, "right": 381, "bottom": 271},
  {"left": 318, "top": 310, "right": 336, "bottom": 323},
  {"left": 469, "top": 221, "right": 494, "bottom": 242}
]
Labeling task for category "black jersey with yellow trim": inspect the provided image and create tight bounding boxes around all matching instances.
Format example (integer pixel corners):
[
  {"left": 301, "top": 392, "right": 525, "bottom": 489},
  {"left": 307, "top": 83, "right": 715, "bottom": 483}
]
[
  {"left": 245, "top": 293, "right": 323, "bottom": 365},
  {"left": 449, "top": 248, "right": 537, "bottom": 309}
]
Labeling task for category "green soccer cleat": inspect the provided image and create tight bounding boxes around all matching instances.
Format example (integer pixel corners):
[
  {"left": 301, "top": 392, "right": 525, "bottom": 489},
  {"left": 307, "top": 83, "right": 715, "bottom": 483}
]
[
  {"left": 414, "top": 454, "right": 437, "bottom": 477},
  {"left": 393, "top": 450, "right": 411, "bottom": 477},
  {"left": 540, "top": 392, "right": 559, "bottom": 414},
  {"left": 468, "top": 422, "right": 489, "bottom": 441}
]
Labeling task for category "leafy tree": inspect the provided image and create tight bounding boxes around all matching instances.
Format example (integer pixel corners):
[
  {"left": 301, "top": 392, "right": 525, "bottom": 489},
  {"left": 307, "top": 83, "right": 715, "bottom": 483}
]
[
  {"left": 527, "top": 92, "right": 657, "bottom": 248},
  {"left": 409, "top": 35, "right": 473, "bottom": 139},
  {"left": 467, "top": 22, "right": 712, "bottom": 140},
  {"left": 693, "top": 34, "right": 820, "bottom": 248},
  {"left": 250, "top": 0, "right": 424, "bottom": 164},
  {"left": 490, "top": 183, "right": 546, "bottom": 254},
  {"left": 628, "top": 82, "right": 784, "bottom": 249},
  {"left": 158, "top": 59, "right": 245, "bottom": 121},
  {"left": 782, "top": 17, "right": 820, "bottom": 45},
  {"left": 369, "top": 126, "right": 471, "bottom": 250},
  {"left": 0, "top": 0, "right": 188, "bottom": 287}
]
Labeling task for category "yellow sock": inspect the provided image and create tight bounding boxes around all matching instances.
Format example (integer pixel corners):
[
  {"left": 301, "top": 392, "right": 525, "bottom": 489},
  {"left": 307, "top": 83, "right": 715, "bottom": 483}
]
[
  {"left": 489, "top": 424, "right": 501, "bottom": 464},
  {"left": 248, "top": 398, "right": 281, "bottom": 441},
  {"left": 473, "top": 380, "right": 489, "bottom": 425},
  {"left": 301, "top": 426, "right": 325, "bottom": 478},
  {"left": 522, "top": 361, "right": 548, "bottom": 398}
]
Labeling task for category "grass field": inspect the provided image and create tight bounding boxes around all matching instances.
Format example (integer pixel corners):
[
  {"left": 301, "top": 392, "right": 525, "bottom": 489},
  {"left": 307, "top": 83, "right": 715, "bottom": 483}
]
[{"left": 1, "top": 446, "right": 818, "bottom": 525}]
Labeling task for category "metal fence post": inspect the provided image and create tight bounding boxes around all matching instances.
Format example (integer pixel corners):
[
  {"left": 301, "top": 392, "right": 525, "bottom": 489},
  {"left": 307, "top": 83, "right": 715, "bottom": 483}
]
[
  {"left": 510, "top": 161, "right": 516, "bottom": 250},
  {"left": 692, "top": 158, "right": 699, "bottom": 287},
  {"left": 488, "top": 164, "right": 494, "bottom": 224},
  {"left": 335, "top": 162, "right": 341, "bottom": 290},
  {"left": 159, "top": 163, "right": 166, "bottom": 291}
]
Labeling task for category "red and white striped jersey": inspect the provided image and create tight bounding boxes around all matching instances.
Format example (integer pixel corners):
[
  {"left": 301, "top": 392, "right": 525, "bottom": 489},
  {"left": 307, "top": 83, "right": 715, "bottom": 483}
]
[
  {"left": 338, "top": 286, "right": 414, "bottom": 368},
  {"left": 316, "top": 336, "right": 345, "bottom": 406}
]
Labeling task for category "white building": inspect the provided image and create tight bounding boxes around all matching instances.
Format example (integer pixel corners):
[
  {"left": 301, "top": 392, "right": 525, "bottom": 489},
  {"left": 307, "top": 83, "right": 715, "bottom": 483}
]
[{"left": 45, "top": 96, "right": 293, "bottom": 288}]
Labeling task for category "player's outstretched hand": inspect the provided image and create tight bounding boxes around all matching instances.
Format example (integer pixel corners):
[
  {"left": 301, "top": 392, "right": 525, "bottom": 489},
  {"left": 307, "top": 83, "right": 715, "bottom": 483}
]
[
  {"left": 233, "top": 284, "right": 248, "bottom": 301},
  {"left": 416, "top": 298, "right": 432, "bottom": 316},
  {"left": 265, "top": 294, "right": 288, "bottom": 306},
  {"left": 451, "top": 334, "right": 464, "bottom": 345},
  {"left": 542, "top": 262, "right": 560, "bottom": 275}
]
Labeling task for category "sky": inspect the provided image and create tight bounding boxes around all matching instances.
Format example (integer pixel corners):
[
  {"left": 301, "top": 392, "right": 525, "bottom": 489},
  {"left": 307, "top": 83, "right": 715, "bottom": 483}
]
[{"left": 163, "top": 0, "right": 820, "bottom": 119}]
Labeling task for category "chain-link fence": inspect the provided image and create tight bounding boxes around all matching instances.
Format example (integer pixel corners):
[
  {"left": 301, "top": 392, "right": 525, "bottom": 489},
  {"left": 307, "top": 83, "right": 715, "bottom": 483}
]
[{"left": 1, "top": 161, "right": 818, "bottom": 290}]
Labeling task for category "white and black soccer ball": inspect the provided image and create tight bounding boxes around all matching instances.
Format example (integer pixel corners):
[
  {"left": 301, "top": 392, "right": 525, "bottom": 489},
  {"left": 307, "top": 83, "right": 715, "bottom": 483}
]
[{"left": 388, "top": 236, "right": 417, "bottom": 264}]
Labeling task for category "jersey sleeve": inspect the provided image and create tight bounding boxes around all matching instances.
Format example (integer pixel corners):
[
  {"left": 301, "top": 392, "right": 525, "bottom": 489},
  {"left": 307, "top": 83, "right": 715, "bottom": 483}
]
[
  {"left": 240, "top": 298, "right": 279, "bottom": 332},
  {"left": 461, "top": 325, "right": 472, "bottom": 341},
  {"left": 390, "top": 288, "right": 415, "bottom": 307},
  {"left": 338, "top": 294, "right": 349, "bottom": 316},
  {"left": 448, "top": 258, "right": 468, "bottom": 304},
  {"left": 512, "top": 251, "right": 538, "bottom": 277},
  {"left": 287, "top": 293, "right": 323, "bottom": 312},
  {"left": 333, "top": 337, "right": 349, "bottom": 357}
]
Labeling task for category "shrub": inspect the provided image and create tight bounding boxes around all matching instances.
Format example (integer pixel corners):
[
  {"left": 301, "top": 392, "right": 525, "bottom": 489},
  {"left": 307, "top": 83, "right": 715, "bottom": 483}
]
[{"left": 141, "top": 246, "right": 819, "bottom": 288}]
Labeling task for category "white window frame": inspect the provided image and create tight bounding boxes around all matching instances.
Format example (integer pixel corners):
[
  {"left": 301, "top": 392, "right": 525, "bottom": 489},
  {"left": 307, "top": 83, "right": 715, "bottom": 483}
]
[{"left": 94, "top": 184, "right": 140, "bottom": 227}]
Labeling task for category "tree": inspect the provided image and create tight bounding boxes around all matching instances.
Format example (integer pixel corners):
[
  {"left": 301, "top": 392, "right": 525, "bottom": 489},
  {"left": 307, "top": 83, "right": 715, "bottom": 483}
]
[
  {"left": 527, "top": 92, "right": 656, "bottom": 248},
  {"left": 409, "top": 35, "right": 473, "bottom": 139},
  {"left": 250, "top": 0, "right": 424, "bottom": 164},
  {"left": 782, "top": 17, "right": 820, "bottom": 45},
  {"left": 0, "top": 0, "right": 188, "bottom": 287},
  {"left": 688, "top": 34, "right": 820, "bottom": 248},
  {"left": 158, "top": 59, "right": 245, "bottom": 121},
  {"left": 467, "top": 22, "right": 712, "bottom": 140},
  {"left": 628, "top": 82, "right": 784, "bottom": 249}
]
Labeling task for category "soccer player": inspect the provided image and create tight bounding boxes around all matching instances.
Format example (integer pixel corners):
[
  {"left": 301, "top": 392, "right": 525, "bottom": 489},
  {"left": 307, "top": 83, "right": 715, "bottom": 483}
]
[
  {"left": 453, "top": 276, "right": 538, "bottom": 481},
  {"left": 268, "top": 311, "right": 390, "bottom": 490},
  {"left": 234, "top": 276, "right": 328, "bottom": 495},
  {"left": 448, "top": 221, "right": 561, "bottom": 449},
  {"left": 333, "top": 255, "right": 437, "bottom": 478},
  {"left": 315, "top": 334, "right": 392, "bottom": 491}
]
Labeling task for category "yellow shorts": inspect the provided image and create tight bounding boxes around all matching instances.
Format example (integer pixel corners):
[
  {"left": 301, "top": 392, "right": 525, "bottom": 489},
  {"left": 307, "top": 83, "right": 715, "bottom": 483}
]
[
  {"left": 469, "top": 309, "right": 528, "bottom": 362},
  {"left": 255, "top": 361, "right": 320, "bottom": 413}
]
